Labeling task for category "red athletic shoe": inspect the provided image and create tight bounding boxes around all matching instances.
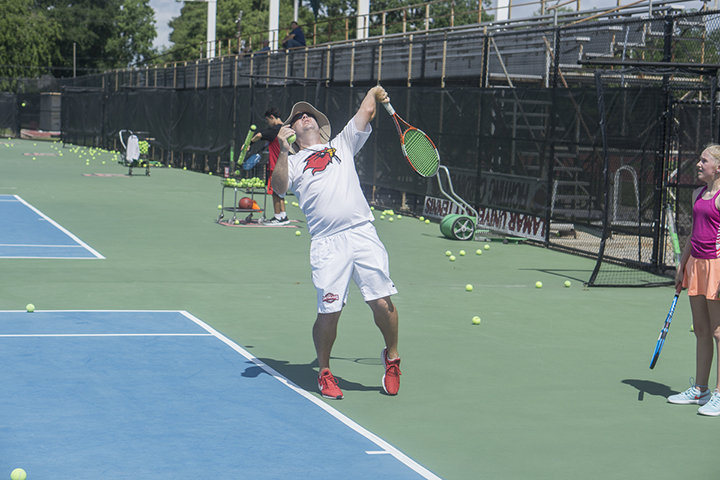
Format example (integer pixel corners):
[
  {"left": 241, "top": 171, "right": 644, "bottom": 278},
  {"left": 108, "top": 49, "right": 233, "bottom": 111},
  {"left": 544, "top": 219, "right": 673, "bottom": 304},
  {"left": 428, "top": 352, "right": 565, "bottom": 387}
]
[
  {"left": 318, "top": 370, "right": 343, "bottom": 399},
  {"left": 381, "top": 348, "right": 401, "bottom": 395}
]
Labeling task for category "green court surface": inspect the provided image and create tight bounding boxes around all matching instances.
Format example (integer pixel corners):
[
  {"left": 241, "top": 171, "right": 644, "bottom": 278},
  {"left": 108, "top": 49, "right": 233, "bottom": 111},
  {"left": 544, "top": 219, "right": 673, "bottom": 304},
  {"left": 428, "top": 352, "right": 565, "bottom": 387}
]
[{"left": 0, "top": 139, "right": 715, "bottom": 479}]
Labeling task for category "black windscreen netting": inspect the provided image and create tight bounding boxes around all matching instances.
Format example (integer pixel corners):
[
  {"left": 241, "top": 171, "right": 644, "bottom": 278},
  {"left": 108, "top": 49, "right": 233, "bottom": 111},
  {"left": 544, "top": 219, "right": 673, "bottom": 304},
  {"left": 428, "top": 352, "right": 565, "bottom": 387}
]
[
  {"left": 61, "top": 88, "right": 103, "bottom": 140},
  {"left": 586, "top": 76, "right": 672, "bottom": 287},
  {"left": 171, "top": 88, "right": 234, "bottom": 156},
  {"left": 0, "top": 93, "right": 17, "bottom": 136}
]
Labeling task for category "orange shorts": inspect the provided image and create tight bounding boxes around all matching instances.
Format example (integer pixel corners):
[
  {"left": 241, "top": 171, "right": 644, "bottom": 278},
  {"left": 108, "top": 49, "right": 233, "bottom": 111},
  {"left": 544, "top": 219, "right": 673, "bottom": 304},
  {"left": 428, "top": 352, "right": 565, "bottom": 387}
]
[{"left": 683, "top": 256, "right": 720, "bottom": 299}]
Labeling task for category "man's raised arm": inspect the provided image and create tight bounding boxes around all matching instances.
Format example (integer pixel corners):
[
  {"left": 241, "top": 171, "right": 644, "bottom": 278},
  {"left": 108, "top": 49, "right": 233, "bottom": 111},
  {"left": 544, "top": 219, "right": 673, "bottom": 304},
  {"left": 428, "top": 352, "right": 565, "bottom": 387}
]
[{"left": 353, "top": 86, "right": 389, "bottom": 132}]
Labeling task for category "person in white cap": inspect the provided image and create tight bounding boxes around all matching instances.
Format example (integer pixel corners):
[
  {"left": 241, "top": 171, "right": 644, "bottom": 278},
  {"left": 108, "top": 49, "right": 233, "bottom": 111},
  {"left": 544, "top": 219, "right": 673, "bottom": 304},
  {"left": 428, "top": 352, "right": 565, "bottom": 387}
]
[{"left": 272, "top": 86, "right": 401, "bottom": 400}]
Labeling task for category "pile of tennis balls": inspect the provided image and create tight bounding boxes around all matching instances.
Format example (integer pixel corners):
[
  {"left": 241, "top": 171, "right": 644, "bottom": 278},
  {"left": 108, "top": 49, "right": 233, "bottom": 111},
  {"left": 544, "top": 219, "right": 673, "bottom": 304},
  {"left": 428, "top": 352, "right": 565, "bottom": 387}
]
[
  {"left": 138, "top": 141, "right": 149, "bottom": 155},
  {"left": 223, "top": 177, "right": 266, "bottom": 188}
]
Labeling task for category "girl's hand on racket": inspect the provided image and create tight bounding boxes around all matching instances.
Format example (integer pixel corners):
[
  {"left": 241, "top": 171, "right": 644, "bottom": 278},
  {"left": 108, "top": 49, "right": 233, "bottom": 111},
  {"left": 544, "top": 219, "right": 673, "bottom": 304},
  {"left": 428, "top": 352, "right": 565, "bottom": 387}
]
[{"left": 674, "top": 264, "right": 684, "bottom": 293}]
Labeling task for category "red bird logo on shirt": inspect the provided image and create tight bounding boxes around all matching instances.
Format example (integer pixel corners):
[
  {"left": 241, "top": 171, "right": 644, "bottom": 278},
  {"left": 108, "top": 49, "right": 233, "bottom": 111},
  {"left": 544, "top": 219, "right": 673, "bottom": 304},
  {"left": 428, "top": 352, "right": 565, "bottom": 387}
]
[{"left": 303, "top": 147, "right": 340, "bottom": 175}]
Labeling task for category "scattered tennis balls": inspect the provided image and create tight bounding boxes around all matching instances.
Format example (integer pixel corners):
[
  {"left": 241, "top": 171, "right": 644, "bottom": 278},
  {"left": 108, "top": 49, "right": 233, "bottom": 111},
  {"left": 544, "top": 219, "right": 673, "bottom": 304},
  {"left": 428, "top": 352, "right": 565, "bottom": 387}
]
[
  {"left": 380, "top": 215, "right": 385, "bottom": 220},
  {"left": 476, "top": 249, "right": 482, "bottom": 255},
  {"left": 397, "top": 215, "right": 402, "bottom": 219},
  {"left": 425, "top": 219, "right": 430, "bottom": 224},
  {"left": 234, "top": 219, "right": 240, "bottom": 225},
  {"left": 535, "top": 281, "right": 543, "bottom": 288},
  {"left": 11, "top": 468, "right": 26, "bottom": 480},
  {"left": 459, "top": 250, "right": 466, "bottom": 256},
  {"left": 445, "top": 250, "right": 452, "bottom": 256},
  {"left": 370, "top": 206, "right": 375, "bottom": 210},
  {"left": 419, "top": 216, "right": 425, "bottom": 221},
  {"left": 564, "top": 280, "right": 572, "bottom": 287},
  {"left": 472, "top": 316, "right": 481, "bottom": 325},
  {"left": 388, "top": 217, "right": 394, "bottom": 222},
  {"left": 484, "top": 244, "right": 490, "bottom": 250},
  {"left": 295, "top": 230, "right": 301, "bottom": 236},
  {"left": 218, "top": 205, "right": 222, "bottom": 210},
  {"left": 449, "top": 255, "right": 456, "bottom": 261},
  {"left": 466, "top": 284, "right": 473, "bottom": 291},
  {"left": 287, "top": 134, "right": 296, "bottom": 144},
  {"left": 26, "top": 304, "right": 35, "bottom": 313}
]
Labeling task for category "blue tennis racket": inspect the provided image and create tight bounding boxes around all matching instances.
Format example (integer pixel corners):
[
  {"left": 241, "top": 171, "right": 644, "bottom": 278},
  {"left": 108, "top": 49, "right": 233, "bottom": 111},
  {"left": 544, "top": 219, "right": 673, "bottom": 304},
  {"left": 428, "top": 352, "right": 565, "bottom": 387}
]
[{"left": 649, "top": 288, "right": 681, "bottom": 369}]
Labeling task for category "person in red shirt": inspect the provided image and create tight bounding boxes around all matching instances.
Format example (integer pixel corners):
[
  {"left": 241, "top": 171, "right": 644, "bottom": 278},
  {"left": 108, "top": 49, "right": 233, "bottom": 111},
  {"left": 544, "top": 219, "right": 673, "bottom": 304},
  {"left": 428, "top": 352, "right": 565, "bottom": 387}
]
[{"left": 252, "top": 107, "right": 289, "bottom": 225}]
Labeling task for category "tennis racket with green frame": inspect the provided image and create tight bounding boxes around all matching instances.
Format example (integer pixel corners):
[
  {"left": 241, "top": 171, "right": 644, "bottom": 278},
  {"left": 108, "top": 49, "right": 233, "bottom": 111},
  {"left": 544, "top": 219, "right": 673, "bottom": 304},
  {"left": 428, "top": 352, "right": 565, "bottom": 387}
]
[
  {"left": 382, "top": 101, "right": 440, "bottom": 178},
  {"left": 236, "top": 124, "right": 257, "bottom": 165}
]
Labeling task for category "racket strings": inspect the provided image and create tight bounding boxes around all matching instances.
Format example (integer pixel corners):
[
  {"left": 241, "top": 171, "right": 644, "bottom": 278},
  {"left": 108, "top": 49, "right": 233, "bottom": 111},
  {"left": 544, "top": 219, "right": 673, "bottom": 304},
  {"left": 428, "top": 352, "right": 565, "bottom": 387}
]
[{"left": 403, "top": 130, "right": 439, "bottom": 176}]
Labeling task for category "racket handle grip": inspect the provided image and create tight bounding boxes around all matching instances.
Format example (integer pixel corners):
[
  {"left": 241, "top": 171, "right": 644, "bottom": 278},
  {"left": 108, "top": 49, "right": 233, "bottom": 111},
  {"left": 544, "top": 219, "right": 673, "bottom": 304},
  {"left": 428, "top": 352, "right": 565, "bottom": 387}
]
[{"left": 382, "top": 102, "right": 395, "bottom": 115}]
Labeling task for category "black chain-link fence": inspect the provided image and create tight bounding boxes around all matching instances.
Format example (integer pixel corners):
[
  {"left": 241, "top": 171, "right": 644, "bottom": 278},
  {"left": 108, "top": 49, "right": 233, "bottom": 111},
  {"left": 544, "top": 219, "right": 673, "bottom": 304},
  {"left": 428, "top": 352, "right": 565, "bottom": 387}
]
[{"left": 4, "top": 9, "right": 720, "bottom": 285}]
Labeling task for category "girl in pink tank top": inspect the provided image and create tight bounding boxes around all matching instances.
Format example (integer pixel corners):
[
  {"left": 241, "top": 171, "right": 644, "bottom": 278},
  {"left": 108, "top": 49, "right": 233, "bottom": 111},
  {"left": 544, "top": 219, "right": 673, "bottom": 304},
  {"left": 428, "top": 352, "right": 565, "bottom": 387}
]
[{"left": 670, "top": 145, "right": 720, "bottom": 414}]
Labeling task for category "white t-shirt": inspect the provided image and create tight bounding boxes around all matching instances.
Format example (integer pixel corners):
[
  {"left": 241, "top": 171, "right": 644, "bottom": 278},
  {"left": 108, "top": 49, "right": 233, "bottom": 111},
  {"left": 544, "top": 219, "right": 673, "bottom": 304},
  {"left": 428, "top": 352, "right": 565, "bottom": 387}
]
[{"left": 284, "top": 118, "right": 374, "bottom": 238}]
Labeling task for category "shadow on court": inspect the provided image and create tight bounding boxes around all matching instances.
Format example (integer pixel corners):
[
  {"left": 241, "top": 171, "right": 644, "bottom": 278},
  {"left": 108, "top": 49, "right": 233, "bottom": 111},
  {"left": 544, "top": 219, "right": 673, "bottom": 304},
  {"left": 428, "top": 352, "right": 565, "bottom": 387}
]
[
  {"left": 249, "top": 357, "right": 384, "bottom": 394},
  {"left": 518, "top": 268, "right": 594, "bottom": 283},
  {"left": 622, "top": 379, "right": 678, "bottom": 401}
]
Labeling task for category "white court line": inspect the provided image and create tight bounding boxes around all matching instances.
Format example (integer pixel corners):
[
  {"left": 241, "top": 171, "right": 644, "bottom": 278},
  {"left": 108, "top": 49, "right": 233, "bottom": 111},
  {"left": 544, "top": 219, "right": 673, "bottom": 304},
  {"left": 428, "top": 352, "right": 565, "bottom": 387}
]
[
  {"left": 0, "top": 244, "right": 85, "bottom": 248},
  {"left": 0, "top": 333, "right": 213, "bottom": 338},
  {"left": 10, "top": 195, "right": 105, "bottom": 259},
  {"left": 0, "top": 309, "right": 443, "bottom": 479},
  {"left": 180, "top": 310, "right": 443, "bottom": 480}
]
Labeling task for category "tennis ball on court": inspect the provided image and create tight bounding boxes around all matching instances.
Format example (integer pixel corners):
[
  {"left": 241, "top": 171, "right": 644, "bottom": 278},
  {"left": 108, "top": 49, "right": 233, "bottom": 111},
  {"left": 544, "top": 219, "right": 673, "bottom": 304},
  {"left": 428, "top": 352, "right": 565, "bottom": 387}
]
[
  {"left": 445, "top": 250, "right": 452, "bottom": 256},
  {"left": 425, "top": 219, "right": 430, "bottom": 224},
  {"left": 564, "top": 280, "right": 571, "bottom": 288},
  {"left": 11, "top": 468, "right": 26, "bottom": 480},
  {"left": 370, "top": 206, "right": 374, "bottom": 210},
  {"left": 380, "top": 215, "right": 385, "bottom": 220},
  {"left": 535, "top": 281, "right": 543, "bottom": 288},
  {"left": 295, "top": 231, "right": 301, "bottom": 236},
  {"left": 397, "top": 215, "right": 402, "bottom": 219},
  {"left": 208, "top": 172, "right": 213, "bottom": 175},
  {"left": 484, "top": 244, "right": 490, "bottom": 250},
  {"left": 234, "top": 220, "right": 240, "bottom": 225},
  {"left": 419, "top": 216, "right": 425, "bottom": 221},
  {"left": 476, "top": 249, "right": 482, "bottom": 255},
  {"left": 459, "top": 250, "right": 466, "bottom": 256},
  {"left": 472, "top": 316, "right": 481, "bottom": 325},
  {"left": 389, "top": 217, "right": 394, "bottom": 222},
  {"left": 183, "top": 167, "right": 187, "bottom": 170},
  {"left": 691, "top": 324, "right": 694, "bottom": 332},
  {"left": 217, "top": 205, "right": 222, "bottom": 210},
  {"left": 466, "top": 284, "right": 473, "bottom": 291},
  {"left": 449, "top": 255, "right": 456, "bottom": 261},
  {"left": 287, "top": 134, "right": 296, "bottom": 144},
  {"left": 26, "top": 304, "right": 34, "bottom": 313}
]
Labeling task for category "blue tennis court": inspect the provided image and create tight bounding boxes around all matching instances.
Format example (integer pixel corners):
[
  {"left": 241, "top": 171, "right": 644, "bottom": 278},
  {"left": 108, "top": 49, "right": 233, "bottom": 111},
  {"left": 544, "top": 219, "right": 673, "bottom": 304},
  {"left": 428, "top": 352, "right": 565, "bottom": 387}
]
[
  {"left": 0, "top": 195, "right": 103, "bottom": 259},
  {"left": 0, "top": 310, "right": 439, "bottom": 480}
]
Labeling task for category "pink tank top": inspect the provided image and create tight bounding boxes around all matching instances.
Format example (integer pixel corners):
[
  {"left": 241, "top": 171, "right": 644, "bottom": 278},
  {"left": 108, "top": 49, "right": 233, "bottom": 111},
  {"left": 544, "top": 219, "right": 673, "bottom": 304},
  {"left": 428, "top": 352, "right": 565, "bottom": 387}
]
[{"left": 691, "top": 186, "right": 720, "bottom": 259}]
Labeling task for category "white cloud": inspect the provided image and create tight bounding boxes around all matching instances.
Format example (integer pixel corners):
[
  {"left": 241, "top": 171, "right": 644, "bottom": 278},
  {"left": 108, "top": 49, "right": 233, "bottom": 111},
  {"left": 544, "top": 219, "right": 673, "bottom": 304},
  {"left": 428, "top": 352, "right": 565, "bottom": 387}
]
[{"left": 149, "top": 0, "right": 184, "bottom": 50}]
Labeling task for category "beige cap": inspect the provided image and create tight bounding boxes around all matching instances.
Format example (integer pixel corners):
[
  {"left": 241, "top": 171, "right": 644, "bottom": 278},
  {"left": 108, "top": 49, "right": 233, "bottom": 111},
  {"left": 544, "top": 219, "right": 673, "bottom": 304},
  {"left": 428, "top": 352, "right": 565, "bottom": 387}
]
[{"left": 284, "top": 101, "right": 331, "bottom": 153}]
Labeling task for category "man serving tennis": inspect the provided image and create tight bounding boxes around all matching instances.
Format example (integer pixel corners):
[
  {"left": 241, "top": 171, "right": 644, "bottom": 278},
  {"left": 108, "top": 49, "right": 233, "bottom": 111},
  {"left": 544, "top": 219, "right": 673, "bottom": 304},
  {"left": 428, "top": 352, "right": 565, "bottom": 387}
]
[{"left": 272, "top": 86, "right": 401, "bottom": 399}]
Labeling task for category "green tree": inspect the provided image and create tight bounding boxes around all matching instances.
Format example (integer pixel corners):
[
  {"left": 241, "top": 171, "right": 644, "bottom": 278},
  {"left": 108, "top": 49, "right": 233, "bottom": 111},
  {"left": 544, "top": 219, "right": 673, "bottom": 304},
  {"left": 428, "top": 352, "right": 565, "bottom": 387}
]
[
  {"left": 165, "top": 0, "right": 313, "bottom": 63},
  {"left": 107, "top": 0, "right": 157, "bottom": 66},
  {"left": 0, "top": 0, "right": 61, "bottom": 84},
  {"left": 36, "top": 0, "right": 157, "bottom": 74}
]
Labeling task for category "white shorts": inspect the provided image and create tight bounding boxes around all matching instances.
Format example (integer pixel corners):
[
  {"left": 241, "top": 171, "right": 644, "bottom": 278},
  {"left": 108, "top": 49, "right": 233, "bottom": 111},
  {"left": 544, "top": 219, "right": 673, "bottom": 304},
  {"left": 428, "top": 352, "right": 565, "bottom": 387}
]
[{"left": 310, "top": 222, "right": 398, "bottom": 314}]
